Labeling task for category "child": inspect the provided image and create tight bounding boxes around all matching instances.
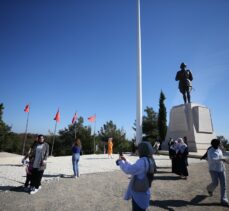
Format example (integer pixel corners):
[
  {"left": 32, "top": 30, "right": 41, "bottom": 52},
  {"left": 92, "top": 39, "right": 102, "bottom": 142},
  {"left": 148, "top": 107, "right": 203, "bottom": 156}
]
[
  {"left": 21, "top": 139, "right": 37, "bottom": 191},
  {"left": 24, "top": 159, "right": 33, "bottom": 190}
]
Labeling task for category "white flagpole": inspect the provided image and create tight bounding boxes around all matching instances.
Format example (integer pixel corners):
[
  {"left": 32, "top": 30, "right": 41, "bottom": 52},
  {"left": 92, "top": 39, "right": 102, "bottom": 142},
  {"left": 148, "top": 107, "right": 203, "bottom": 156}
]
[
  {"left": 51, "top": 121, "right": 57, "bottom": 156},
  {"left": 93, "top": 114, "right": 96, "bottom": 154},
  {"left": 74, "top": 111, "right": 77, "bottom": 139},
  {"left": 136, "top": 0, "right": 143, "bottom": 145},
  {"left": 22, "top": 111, "right": 29, "bottom": 155},
  {"left": 74, "top": 122, "right": 77, "bottom": 139}
]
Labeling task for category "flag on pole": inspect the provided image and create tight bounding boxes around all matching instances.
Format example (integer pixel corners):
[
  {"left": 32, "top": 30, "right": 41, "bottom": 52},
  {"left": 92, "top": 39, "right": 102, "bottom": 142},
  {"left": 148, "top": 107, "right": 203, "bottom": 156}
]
[
  {"left": 88, "top": 114, "right": 96, "bottom": 122},
  {"left": 54, "top": 109, "right": 60, "bottom": 122},
  {"left": 24, "top": 104, "right": 30, "bottom": 113},
  {"left": 72, "top": 112, "right": 78, "bottom": 124},
  {"left": 22, "top": 104, "right": 30, "bottom": 155}
]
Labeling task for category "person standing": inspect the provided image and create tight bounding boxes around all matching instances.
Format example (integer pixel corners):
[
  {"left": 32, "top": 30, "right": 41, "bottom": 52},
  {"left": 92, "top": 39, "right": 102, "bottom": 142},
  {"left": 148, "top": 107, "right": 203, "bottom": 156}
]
[
  {"left": 169, "top": 140, "right": 177, "bottom": 174},
  {"left": 207, "top": 139, "right": 229, "bottom": 206},
  {"left": 116, "top": 142, "right": 155, "bottom": 211},
  {"left": 107, "top": 138, "right": 113, "bottom": 159},
  {"left": 30, "top": 134, "right": 49, "bottom": 194},
  {"left": 72, "top": 138, "right": 81, "bottom": 178},
  {"left": 175, "top": 62, "right": 193, "bottom": 104},
  {"left": 168, "top": 138, "right": 174, "bottom": 148},
  {"left": 176, "top": 138, "right": 189, "bottom": 179},
  {"left": 183, "top": 136, "right": 189, "bottom": 166},
  {"left": 22, "top": 136, "right": 38, "bottom": 190}
]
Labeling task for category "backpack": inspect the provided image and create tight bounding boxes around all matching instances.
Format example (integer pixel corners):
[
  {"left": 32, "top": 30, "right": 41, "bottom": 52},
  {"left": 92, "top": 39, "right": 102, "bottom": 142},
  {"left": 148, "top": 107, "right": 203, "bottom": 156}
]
[
  {"left": 131, "top": 157, "right": 156, "bottom": 192},
  {"left": 146, "top": 157, "right": 156, "bottom": 187}
]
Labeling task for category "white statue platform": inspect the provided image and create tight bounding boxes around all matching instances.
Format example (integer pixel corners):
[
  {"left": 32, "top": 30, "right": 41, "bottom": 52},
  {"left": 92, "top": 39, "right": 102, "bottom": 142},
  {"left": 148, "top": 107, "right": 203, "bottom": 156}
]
[{"left": 162, "top": 103, "right": 216, "bottom": 152}]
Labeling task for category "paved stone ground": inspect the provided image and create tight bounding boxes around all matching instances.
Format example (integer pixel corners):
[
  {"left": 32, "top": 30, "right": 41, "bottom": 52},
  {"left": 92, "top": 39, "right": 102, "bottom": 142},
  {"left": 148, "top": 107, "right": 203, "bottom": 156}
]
[
  {"left": 0, "top": 152, "right": 229, "bottom": 211},
  {"left": 0, "top": 152, "right": 203, "bottom": 189}
]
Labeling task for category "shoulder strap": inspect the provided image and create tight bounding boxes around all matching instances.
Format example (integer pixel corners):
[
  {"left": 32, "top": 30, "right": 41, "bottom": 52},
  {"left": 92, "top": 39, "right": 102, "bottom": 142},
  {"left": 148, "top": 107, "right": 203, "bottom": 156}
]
[
  {"left": 147, "top": 157, "right": 151, "bottom": 173},
  {"left": 143, "top": 157, "right": 150, "bottom": 174}
]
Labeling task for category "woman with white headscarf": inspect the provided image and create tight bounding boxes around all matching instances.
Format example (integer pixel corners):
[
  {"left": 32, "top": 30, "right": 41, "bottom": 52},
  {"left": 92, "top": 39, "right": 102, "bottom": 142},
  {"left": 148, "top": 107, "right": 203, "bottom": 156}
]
[{"left": 176, "top": 137, "right": 189, "bottom": 179}]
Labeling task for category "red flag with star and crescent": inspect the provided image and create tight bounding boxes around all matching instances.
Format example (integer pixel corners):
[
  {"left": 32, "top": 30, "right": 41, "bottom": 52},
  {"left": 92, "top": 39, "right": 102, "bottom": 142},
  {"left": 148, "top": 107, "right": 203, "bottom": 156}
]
[
  {"left": 24, "top": 104, "right": 30, "bottom": 113},
  {"left": 88, "top": 114, "right": 96, "bottom": 122},
  {"left": 54, "top": 109, "right": 60, "bottom": 122},
  {"left": 72, "top": 112, "right": 78, "bottom": 124}
]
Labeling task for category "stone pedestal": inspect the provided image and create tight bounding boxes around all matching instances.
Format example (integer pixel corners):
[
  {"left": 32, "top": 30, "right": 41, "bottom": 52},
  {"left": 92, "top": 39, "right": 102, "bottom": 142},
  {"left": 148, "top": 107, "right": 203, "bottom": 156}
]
[{"left": 162, "top": 103, "right": 216, "bottom": 153}]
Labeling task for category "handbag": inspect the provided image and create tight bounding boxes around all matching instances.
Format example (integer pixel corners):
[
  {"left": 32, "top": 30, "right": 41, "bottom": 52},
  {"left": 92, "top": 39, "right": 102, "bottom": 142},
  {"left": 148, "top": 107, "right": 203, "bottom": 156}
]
[{"left": 131, "top": 158, "right": 149, "bottom": 192}]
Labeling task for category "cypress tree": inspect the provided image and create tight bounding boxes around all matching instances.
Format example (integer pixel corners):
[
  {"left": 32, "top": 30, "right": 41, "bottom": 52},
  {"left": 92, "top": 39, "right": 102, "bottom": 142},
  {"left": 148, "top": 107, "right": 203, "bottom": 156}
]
[{"left": 158, "top": 91, "right": 167, "bottom": 143}]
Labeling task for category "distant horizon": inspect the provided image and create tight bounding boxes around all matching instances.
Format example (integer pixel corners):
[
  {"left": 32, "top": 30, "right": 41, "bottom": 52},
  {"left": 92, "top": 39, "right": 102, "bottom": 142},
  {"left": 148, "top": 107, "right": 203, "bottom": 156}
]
[{"left": 6, "top": 101, "right": 228, "bottom": 142}]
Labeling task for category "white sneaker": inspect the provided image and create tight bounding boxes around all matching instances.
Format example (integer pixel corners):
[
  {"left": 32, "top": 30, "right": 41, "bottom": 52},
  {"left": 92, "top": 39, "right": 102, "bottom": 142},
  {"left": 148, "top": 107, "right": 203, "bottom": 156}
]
[
  {"left": 30, "top": 188, "right": 39, "bottom": 194},
  {"left": 38, "top": 186, "right": 42, "bottom": 190}
]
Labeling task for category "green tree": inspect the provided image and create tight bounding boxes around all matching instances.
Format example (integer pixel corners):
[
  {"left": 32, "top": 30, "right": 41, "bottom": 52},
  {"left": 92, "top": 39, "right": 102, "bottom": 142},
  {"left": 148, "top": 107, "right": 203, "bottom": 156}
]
[
  {"left": 142, "top": 106, "right": 158, "bottom": 144},
  {"left": 58, "top": 116, "right": 94, "bottom": 155},
  {"left": 98, "top": 121, "right": 131, "bottom": 153},
  {"left": 3, "top": 133, "right": 23, "bottom": 154},
  {"left": 0, "top": 103, "right": 11, "bottom": 151},
  {"left": 158, "top": 90, "right": 167, "bottom": 143},
  {"left": 217, "top": 135, "right": 229, "bottom": 151}
]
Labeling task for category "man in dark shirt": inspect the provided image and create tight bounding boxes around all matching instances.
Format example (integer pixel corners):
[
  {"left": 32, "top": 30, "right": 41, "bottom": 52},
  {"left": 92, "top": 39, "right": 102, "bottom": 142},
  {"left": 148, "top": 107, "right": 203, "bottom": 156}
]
[{"left": 175, "top": 62, "right": 193, "bottom": 104}]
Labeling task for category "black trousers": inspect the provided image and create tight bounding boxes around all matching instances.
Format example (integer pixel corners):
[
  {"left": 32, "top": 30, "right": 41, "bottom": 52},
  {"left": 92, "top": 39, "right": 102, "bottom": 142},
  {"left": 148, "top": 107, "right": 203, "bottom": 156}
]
[
  {"left": 25, "top": 173, "right": 33, "bottom": 187},
  {"left": 31, "top": 168, "right": 44, "bottom": 189}
]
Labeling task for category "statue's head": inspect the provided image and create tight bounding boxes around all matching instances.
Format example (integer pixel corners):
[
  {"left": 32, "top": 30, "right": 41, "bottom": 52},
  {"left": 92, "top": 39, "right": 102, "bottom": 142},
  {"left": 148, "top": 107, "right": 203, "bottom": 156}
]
[{"left": 180, "top": 62, "right": 187, "bottom": 69}]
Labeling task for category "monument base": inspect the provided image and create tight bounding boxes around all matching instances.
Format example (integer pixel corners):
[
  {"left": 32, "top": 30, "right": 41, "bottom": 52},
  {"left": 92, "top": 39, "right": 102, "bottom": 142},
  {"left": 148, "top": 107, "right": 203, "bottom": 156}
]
[{"left": 162, "top": 103, "right": 216, "bottom": 153}]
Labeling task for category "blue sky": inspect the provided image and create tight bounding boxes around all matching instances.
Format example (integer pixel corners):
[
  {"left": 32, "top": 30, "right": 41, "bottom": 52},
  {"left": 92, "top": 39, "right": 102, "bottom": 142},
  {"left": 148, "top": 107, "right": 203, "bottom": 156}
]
[{"left": 1, "top": 0, "right": 229, "bottom": 140}]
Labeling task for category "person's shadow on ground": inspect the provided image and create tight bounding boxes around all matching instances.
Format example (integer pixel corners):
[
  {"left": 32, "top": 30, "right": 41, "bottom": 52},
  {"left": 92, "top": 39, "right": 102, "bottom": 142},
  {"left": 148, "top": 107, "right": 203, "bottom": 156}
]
[
  {"left": 150, "top": 195, "right": 222, "bottom": 210},
  {"left": 0, "top": 185, "right": 25, "bottom": 192},
  {"left": 0, "top": 174, "right": 63, "bottom": 192},
  {"left": 0, "top": 164, "right": 22, "bottom": 167},
  {"left": 153, "top": 175, "right": 180, "bottom": 180},
  {"left": 43, "top": 174, "right": 62, "bottom": 178}
]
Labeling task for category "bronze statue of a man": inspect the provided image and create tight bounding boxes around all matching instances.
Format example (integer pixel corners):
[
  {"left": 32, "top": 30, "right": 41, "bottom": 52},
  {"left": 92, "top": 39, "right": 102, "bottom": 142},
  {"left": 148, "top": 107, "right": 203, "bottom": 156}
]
[{"left": 175, "top": 62, "right": 193, "bottom": 104}]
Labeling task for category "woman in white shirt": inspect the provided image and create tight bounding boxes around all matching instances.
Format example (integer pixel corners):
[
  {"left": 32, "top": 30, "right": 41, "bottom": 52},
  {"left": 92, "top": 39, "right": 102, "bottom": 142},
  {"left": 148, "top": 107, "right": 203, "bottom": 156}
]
[
  {"left": 207, "top": 139, "right": 228, "bottom": 207},
  {"left": 116, "top": 142, "right": 155, "bottom": 211}
]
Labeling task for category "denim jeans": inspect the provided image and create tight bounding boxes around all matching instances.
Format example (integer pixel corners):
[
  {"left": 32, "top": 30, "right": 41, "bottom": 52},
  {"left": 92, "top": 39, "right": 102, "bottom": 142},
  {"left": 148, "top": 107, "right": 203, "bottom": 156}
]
[
  {"left": 207, "top": 170, "right": 228, "bottom": 203},
  {"left": 72, "top": 153, "right": 80, "bottom": 177}
]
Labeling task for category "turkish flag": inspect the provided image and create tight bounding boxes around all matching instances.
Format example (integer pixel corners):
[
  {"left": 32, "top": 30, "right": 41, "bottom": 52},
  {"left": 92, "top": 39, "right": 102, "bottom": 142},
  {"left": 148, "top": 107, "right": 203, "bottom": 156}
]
[
  {"left": 72, "top": 112, "right": 78, "bottom": 124},
  {"left": 24, "top": 104, "right": 30, "bottom": 113},
  {"left": 54, "top": 109, "right": 60, "bottom": 122},
  {"left": 88, "top": 114, "right": 96, "bottom": 122}
]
